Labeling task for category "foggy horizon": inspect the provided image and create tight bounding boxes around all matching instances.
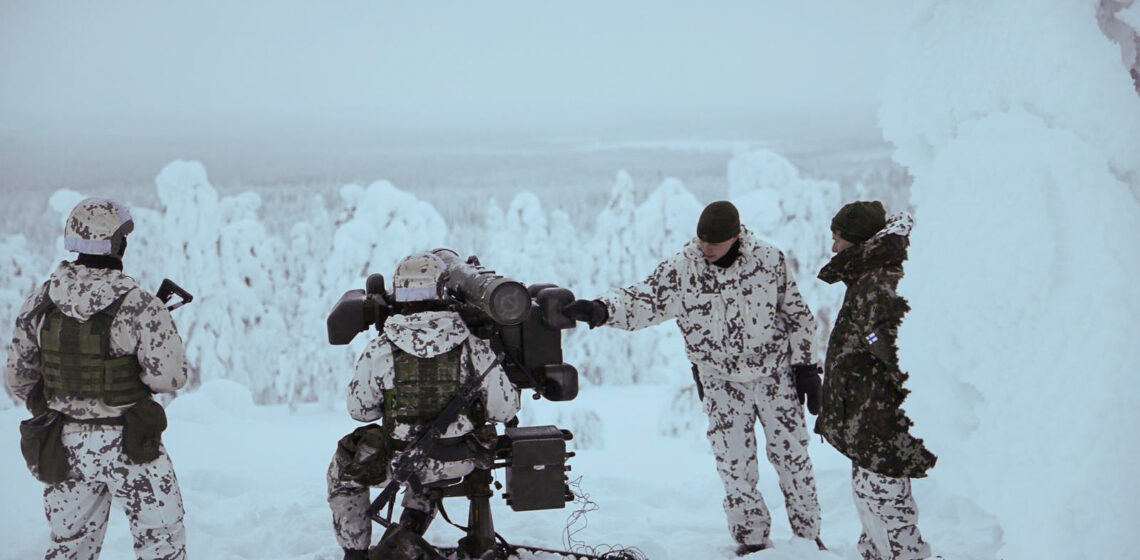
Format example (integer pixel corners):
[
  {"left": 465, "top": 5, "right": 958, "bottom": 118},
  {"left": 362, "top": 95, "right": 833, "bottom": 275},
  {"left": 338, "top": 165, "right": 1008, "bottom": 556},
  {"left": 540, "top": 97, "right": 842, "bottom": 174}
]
[{"left": 2, "top": 0, "right": 912, "bottom": 188}]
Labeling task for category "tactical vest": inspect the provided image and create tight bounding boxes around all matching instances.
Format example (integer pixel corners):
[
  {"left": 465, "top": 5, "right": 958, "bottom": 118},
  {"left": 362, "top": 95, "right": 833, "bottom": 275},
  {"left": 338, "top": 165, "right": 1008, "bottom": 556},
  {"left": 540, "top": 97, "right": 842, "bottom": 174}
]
[
  {"left": 383, "top": 344, "right": 465, "bottom": 425},
  {"left": 36, "top": 291, "right": 150, "bottom": 407}
]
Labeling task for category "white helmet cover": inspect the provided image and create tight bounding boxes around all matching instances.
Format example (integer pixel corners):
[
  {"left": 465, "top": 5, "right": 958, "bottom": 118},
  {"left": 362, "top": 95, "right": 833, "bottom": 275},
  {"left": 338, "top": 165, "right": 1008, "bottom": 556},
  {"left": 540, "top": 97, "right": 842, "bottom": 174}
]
[
  {"left": 392, "top": 251, "right": 448, "bottom": 302},
  {"left": 64, "top": 197, "right": 134, "bottom": 255}
]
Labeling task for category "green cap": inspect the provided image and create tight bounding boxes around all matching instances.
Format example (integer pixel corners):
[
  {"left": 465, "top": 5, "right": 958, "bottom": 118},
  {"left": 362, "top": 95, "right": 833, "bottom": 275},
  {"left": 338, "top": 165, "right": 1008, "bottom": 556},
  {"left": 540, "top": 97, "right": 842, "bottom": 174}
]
[
  {"left": 697, "top": 201, "right": 741, "bottom": 243},
  {"left": 831, "top": 201, "right": 886, "bottom": 244}
]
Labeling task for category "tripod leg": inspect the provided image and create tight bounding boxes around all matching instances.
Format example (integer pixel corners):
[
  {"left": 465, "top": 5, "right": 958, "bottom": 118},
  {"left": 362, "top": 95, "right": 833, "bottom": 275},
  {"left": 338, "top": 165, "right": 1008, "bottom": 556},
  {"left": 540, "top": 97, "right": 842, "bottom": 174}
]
[{"left": 458, "top": 469, "right": 496, "bottom": 558}]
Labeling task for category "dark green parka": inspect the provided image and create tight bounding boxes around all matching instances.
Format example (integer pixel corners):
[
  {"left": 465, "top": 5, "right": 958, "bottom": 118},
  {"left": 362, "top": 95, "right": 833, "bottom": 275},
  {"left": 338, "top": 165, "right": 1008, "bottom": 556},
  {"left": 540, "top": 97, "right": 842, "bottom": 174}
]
[{"left": 814, "top": 212, "right": 936, "bottom": 479}]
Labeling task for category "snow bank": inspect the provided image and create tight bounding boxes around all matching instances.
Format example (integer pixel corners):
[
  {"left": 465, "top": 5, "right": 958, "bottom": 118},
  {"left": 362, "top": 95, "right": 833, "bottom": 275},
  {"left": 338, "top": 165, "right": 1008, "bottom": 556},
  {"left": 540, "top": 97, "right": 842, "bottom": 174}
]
[
  {"left": 5, "top": 380, "right": 928, "bottom": 560},
  {"left": 880, "top": 1, "right": 1140, "bottom": 558}
]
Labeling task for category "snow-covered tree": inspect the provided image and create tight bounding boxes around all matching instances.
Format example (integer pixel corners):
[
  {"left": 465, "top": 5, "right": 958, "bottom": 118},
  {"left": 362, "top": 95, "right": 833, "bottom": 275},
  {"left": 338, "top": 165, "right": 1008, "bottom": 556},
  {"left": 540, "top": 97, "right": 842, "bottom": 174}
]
[
  {"left": 881, "top": 1, "right": 1140, "bottom": 557},
  {"left": 728, "top": 148, "right": 844, "bottom": 360}
]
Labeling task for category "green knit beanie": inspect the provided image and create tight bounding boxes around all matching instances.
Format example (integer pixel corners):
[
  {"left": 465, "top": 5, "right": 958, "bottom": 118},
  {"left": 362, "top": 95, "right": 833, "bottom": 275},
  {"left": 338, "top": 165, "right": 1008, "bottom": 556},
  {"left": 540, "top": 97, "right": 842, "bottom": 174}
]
[
  {"left": 697, "top": 201, "right": 741, "bottom": 243},
  {"left": 831, "top": 201, "right": 886, "bottom": 244}
]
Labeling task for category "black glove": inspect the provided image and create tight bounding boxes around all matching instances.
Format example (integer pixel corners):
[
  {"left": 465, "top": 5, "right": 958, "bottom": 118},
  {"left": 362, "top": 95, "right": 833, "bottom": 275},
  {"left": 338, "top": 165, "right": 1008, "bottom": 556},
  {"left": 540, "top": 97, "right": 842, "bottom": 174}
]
[
  {"left": 792, "top": 364, "right": 823, "bottom": 416},
  {"left": 561, "top": 299, "right": 609, "bottom": 329}
]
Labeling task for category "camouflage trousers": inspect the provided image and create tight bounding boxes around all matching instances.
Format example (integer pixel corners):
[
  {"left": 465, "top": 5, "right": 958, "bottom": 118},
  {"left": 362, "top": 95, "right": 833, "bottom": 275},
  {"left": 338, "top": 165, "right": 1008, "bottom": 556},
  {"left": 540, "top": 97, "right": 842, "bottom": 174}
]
[
  {"left": 326, "top": 448, "right": 476, "bottom": 550},
  {"left": 852, "top": 465, "right": 931, "bottom": 560},
  {"left": 699, "top": 373, "right": 821, "bottom": 547},
  {"left": 44, "top": 424, "right": 186, "bottom": 560}
]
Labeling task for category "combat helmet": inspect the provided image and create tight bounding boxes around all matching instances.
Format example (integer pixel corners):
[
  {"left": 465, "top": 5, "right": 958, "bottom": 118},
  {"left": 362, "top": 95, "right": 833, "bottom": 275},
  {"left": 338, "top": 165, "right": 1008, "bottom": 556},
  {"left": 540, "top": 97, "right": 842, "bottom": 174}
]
[
  {"left": 64, "top": 197, "right": 134, "bottom": 256},
  {"left": 392, "top": 251, "right": 448, "bottom": 302}
]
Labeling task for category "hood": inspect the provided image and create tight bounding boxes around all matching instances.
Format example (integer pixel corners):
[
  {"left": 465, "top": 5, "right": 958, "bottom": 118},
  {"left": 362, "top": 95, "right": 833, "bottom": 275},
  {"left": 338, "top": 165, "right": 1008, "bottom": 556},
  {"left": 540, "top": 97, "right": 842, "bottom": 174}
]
[
  {"left": 383, "top": 310, "right": 471, "bottom": 358},
  {"left": 682, "top": 224, "right": 760, "bottom": 265},
  {"left": 819, "top": 212, "right": 914, "bottom": 285},
  {"left": 46, "top": 261, "right": 139, "bottom": 321}
]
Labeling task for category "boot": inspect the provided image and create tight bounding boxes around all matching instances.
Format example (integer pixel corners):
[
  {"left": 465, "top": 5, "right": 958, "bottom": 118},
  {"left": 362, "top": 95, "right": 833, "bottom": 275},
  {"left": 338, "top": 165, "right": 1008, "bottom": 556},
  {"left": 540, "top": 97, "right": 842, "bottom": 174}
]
[
  {"left": 815, "top": 536, "right": 827, "bottom": 551},
  {"left": 734, "top": 542, "right": 767, "bottom": 556},
  {"left": 343, "top": 548, "right": 368, "bottom": 560},
  {"left": 374, "top": 508, "right": 438, "bottom": 560},
  {"left": 378, "top": 507, "right": 433, "bottom": 543}
]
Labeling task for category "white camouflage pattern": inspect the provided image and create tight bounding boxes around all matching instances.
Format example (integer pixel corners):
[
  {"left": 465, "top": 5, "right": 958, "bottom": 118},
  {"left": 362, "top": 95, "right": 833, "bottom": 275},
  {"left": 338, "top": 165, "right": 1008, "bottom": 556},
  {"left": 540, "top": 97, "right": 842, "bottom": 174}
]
[
  {"left": 63, "top": 198, "right": 134, "bottom": 255},
  {"left": 44, "top": 424, "right": 186, "bottom": 560},
  {"left": 328, "top": 310, "right": 520, "bottom": 550},
  {"left": 701, "top": 374, "right": 820, "bottom": 546},
  {"left": 601, "top": 226, "right": 815, "bottom": 383},
  {"left": 852, "top": 465, "right": 931, "bottom": 560},
  {"left": 5, "top": 261, "right": 189, "bottom": 419},
  {"left": 4, "top": 259, "right": 189, "bottom": 560},
  {"left": 599, "top": 226, "right": 821, "bottom": 545}
]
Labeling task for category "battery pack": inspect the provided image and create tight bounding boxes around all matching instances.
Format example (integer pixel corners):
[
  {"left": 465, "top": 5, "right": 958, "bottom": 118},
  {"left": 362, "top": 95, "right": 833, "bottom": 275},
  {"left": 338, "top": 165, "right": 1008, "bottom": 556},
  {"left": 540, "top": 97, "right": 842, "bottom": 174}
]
[{"left": 502, "top": 425, "right": 572, "bottom": 511}]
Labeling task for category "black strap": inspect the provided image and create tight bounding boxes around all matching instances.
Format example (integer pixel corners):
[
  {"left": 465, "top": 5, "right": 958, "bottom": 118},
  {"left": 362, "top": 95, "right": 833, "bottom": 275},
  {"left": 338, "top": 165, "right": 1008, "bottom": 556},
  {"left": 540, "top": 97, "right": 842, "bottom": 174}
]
[
  {"left": 100, "top": 289, "right": 133, "bottom": 320},
  {"left": 389, "top": 435, "right": 475, "bottom": 462},
  {"left": 690, "top": 363, "right": 705, "bottom": 402},
  {"left": 27, "top": 289, "right": 55, "bottom": 325},
  {"left": 434, "top": 497, "right": 466, "bottom": 531},
  {"left": 30, "top": 288, "right": 134, "bottom": 323},
  {"left": 63, "top": 415, "right": 125, "bottom": 426}
]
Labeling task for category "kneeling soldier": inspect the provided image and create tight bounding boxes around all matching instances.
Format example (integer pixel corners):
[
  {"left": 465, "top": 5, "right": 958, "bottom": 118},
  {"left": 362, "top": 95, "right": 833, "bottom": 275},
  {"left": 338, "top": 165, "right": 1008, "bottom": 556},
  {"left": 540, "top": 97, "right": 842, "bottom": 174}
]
[
  {"left": 327, "top": 251, "right": 521, "bottom": 560},
  {"left": 5, "top": 197, "right": 189, "bottom": 560}
]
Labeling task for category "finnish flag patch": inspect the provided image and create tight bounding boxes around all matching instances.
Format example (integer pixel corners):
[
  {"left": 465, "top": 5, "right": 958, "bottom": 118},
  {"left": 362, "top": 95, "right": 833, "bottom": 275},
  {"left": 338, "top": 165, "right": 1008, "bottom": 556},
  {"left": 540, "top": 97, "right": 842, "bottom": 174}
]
[{"left": 865, "top": 333, "right": 878, "bottom": 345}]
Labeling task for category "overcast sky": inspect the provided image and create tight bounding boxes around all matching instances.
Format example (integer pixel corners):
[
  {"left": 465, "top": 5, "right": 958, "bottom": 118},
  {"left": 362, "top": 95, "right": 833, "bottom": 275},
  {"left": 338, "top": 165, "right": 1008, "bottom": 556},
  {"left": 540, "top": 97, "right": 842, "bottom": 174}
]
[{"left": 1, "top": 0, "right": 914, "bottom": 143}]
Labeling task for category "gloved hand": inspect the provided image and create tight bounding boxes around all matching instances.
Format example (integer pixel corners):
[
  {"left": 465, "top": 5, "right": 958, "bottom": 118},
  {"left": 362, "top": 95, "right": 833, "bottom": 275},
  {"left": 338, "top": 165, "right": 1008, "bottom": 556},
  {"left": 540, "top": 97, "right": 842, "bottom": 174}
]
[
  {"left": 792, "top": 364, "right": 823, "bottom": 416},
  {"left": 561, "top": 299, "right": 609, "bottom": 329}
]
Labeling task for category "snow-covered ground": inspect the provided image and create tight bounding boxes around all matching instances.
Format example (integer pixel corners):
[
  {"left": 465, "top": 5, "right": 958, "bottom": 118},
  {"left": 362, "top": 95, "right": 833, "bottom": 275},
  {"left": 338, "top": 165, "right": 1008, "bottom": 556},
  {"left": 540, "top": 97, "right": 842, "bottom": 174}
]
[{"left": 0, "top": 380, "right": 999, "bottom": 560}]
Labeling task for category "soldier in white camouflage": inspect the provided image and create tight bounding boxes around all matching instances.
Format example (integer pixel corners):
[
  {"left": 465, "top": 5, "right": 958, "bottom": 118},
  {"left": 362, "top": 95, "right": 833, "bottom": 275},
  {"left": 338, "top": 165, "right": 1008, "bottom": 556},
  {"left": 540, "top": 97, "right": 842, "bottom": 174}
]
[
  {"left": 327, "top": 251, "right": 521, "bottom": 560},
  {"left": 563, "top": 201, "right": 825, "bottom": 556},
  {"left": 816, "top": 201, "right": 937, "bottom": 560},
  {"left": 5, "top": 197, "right": 188, "bottom": 560}
]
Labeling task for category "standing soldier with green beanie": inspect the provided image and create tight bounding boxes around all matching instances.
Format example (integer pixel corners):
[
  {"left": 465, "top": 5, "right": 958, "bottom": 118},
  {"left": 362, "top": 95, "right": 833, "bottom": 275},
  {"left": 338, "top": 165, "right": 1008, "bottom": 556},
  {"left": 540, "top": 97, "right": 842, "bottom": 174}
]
[
  {"left": 326, "top": 251, "right": 521, "bottom": 560},
  {"left": 816, "top": 201, "right": 937, "bottom": 560},
  {"left": 5, "top": 197, "right": 188, "bottom": 560},
  {"left": 563, "top": 201, "right": 825, "bottom": 556}
]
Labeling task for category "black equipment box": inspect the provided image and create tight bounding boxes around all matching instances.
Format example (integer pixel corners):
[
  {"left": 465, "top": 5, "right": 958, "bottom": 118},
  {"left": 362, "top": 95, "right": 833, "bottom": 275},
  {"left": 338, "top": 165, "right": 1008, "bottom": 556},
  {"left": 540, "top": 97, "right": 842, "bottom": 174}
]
[{"left": 502, "top": 425, "right": 572, "bottom": 512}]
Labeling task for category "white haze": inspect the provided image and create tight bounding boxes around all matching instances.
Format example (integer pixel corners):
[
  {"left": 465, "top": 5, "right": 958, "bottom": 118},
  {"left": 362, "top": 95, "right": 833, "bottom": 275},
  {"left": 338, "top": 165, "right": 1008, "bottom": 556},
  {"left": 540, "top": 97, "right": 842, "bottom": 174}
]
[{"left": 0, "top": 0, "right": 912, "bottom": 194}]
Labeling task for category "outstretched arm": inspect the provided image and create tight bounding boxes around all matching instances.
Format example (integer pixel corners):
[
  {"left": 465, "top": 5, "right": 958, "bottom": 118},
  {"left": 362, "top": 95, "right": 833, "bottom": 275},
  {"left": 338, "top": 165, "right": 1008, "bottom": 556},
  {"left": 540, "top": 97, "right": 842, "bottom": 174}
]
[{"left": 600, "top": 257, "right": 684, "bottom": 331}]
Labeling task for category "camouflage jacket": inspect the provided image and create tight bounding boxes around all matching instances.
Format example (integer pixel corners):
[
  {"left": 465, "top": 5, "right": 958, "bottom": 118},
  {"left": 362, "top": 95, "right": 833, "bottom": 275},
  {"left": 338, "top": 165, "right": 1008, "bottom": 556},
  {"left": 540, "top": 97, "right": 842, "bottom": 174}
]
[
  {"left": 814, "top": 213, "right": 936, "bottom": 478},
  {"left": 4, "top": 261, "right": 188, "bottom": 419},
  {"left": 347, "top": 310, "right": 521, "bottom": 442},
  {"left": 601, "top": 226, "right": 816, "bottom": 383}
]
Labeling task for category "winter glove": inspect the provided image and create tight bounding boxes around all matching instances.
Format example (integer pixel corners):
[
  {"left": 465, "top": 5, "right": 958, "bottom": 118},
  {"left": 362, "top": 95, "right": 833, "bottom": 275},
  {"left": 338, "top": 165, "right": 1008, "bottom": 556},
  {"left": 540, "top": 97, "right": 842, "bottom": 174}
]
[
  {"left": 561, "top": 299, "right": 609, "bottom": 329},
  {"left": 792, "top": 364, "right": 823, "bottom": 416}
]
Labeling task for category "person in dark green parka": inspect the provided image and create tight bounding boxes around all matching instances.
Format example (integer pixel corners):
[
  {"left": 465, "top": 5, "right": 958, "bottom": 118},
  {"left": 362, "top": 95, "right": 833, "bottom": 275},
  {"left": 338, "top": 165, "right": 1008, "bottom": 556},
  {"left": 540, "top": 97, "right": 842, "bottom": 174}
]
[{"left": 816, "top": 201, "right": 936, "bottom": 560}]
